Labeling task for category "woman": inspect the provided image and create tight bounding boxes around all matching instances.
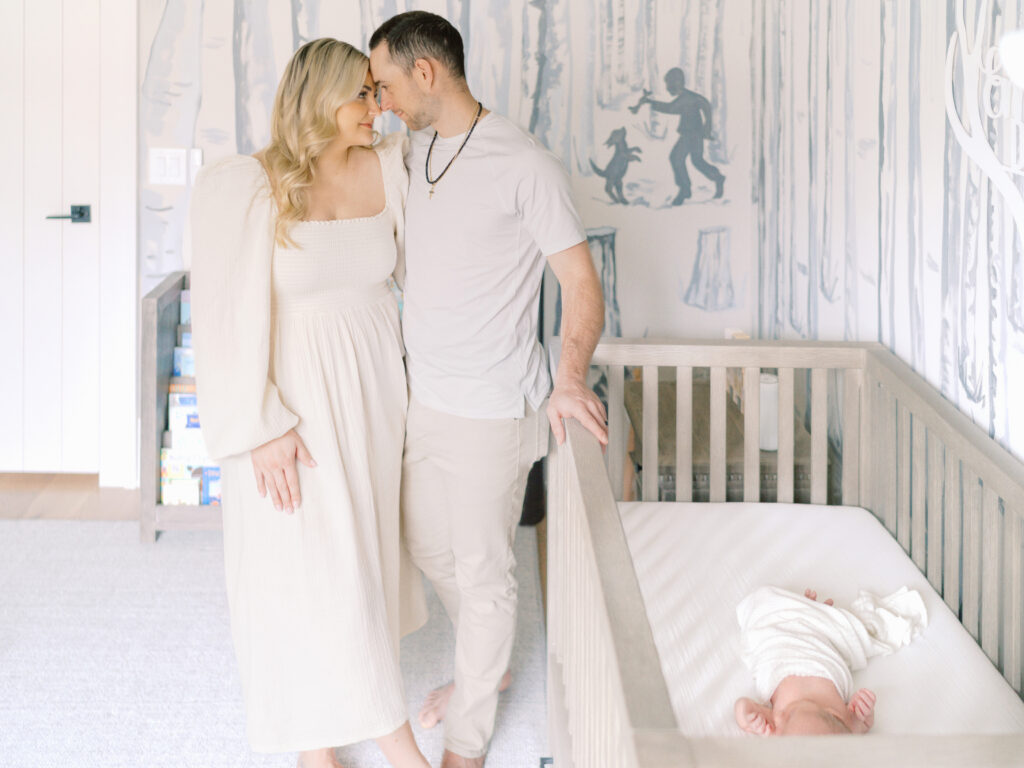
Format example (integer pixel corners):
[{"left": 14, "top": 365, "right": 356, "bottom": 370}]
[{"left": 188, "top": 39, "right": 429, "bottom": 768}]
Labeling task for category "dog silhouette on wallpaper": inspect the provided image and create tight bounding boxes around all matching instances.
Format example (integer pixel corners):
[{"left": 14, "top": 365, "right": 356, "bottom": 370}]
[
  {"left": 590, "top": 127, "right": 642, "bottom": 205},
  {"left": 633, "top": 67, "right": 725, "bottom": 205}
]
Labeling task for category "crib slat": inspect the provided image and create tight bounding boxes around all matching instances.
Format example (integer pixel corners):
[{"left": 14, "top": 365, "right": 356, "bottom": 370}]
[
  {"left": 881, "top": 386, "right": 899, "bottom": 535},
  {"left": 778, "top": 367, "right": 794, "bottom": 503},
  {"left": 911, "top": 416, "right": 927, "bottom": 571},
  {"left": 710, "top": 366, "right": 727, "bottom": 503},
  {"left": 871, "top": 378, "right": 887, "bottom": 527},
  {"left": 943, "top": 452, "right": 962, "bottom": 616},
  {"left": 842, "top": 368, "right": 861, "bottom": 506},
  {"left": 858, "top": 373, "right": 874, "bottom": 510},
  {"left": 642, "top": 365, "right": 659, "bottom": 501},
  {"left": 897, "top": 402, "right": 912, "bottom": 554},
  {"left": 810, "top": 368, "right": 827, "bottom": 505},
  {"left": 866, "top": 379, "right": 881, "bottom": 520},
  {"left": 1002, "top": 507, "right": 1022, "bottom": 692},
  {"left": 962, "top": 469, "right": 982, "bottom": 640},
  {"left": 676, "top": 366, "right": 692, "bottom": 502},
  {"left": 926, "top": 431, "right": 944, "bottom": 591},
  {"left": 743, "top": 367, "right": 760, "bottom": 502},
  {"left": 981, "top": 486, "right": 1001, "bottom": 664},
  {"left": 607, "top": 365, "right": 626, "bottom": 501}
]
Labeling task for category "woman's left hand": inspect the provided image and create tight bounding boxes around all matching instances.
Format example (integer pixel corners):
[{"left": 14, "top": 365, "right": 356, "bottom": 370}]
[{"left": 250, "top": 429, "right": 317, "bottom": 514}]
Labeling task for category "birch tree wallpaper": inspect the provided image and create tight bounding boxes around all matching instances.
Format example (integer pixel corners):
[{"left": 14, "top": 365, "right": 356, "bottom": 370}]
[
  {"left": 139, "top": 0, "right": 1024, "bottom": 463},
  {"left": 749, "top": 0, "right": 1024, "bottom": 463}
]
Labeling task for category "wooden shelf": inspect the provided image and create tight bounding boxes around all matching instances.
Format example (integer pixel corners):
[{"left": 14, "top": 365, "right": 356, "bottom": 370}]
[{"left": 141, "top": 271, "right": 223, "bottom": 541}]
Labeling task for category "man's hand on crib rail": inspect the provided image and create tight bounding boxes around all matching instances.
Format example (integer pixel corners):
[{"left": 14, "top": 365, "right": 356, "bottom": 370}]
[{"left": 547, "top": 379, "right": 608, "bottom": 447}]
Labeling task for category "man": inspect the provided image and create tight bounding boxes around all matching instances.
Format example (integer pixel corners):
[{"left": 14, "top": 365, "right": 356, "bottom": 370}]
[
  {"left": 369, "top": 11, "right": 607, "bottom": 768},
  {"left": 635, "top": 67, "right": 725, "bottom": 204}
]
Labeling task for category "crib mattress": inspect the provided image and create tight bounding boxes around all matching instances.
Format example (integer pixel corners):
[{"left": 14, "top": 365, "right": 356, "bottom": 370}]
[{"left": 617, "top": 502, "right": 1024, "bottom": 736}]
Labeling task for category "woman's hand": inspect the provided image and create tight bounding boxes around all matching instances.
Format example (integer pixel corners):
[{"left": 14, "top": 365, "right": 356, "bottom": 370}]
[{"left": 250, "top": 429, "right": 316, "bottom": 514}]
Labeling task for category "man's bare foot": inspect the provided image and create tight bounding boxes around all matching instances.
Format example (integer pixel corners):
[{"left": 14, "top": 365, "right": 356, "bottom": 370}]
[
  {"left": 440, "top": 749, "right": 485, "bottom": 768},
  {"left": 296, "top": 748, "right": 343, "bottom": 768},
  {"left": 418, "top": 682, "right": 453, "bottom": 729},
  {"left": 418, "top": 670, "right": 512, "bottom": 729}
]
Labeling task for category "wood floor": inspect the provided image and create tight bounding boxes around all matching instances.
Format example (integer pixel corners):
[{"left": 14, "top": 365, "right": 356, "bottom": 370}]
[{"left": 0, "top": 473, "right": 139, "bottom": 521}]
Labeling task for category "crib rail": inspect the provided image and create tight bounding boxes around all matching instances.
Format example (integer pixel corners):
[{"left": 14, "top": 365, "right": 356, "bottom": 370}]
[
  {"left": 550, "top": 339, "right": 1024, "bottom": 767},
  {"left": 547, "top": 419, "right": 676, "bottom": 768},
  {"left": 862, "top": 350, "right": 1024, "bottom": 695},
  {"left": 593, "top": 339, "right": 872, "bottom": 505},
  {"left": 588, "top": 338, "right": 1024, "bottom": 697},
  {"left": 550, "top": 416, "right": 1024, "bottom": 767},
  {"left": 638, "top": 730, "right": 1024, "bottom": 767}
]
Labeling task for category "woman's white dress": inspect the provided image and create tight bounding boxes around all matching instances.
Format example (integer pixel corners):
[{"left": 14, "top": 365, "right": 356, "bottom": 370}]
[{"left": 187, "top": 134, "right": 426, "bottom": 752}]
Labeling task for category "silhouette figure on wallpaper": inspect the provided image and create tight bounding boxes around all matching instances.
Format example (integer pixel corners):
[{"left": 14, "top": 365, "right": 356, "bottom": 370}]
[
  {"left": 589, "top": 127, "right": 642, "bottom": 205},
  {"left": 632, "top": 68, "right": 725, "bottom": 205}
]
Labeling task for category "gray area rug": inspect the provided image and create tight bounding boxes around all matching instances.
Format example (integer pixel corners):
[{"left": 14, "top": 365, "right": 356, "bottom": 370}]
[{"left": 0, "top": 520, "right": 546, "bottom": 768}]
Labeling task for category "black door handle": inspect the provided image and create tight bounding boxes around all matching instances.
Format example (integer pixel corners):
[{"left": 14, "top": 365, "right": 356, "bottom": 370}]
[{"left": 46, "top": 205, "right": 91, "bottom": 223}]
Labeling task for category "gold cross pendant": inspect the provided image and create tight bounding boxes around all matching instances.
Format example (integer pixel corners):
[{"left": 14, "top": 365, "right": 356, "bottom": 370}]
[{"left": 429, "top": 184, "right": 435, "bottom": 199}]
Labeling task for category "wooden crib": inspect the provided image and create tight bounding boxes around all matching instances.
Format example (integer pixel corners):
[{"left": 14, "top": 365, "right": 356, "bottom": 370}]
[{"left": 546, "top": 339, "right": 1024, "bottom": 767}]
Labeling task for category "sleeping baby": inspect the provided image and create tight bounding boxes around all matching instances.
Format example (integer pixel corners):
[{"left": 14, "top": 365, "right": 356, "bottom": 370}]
[{"left": 734, "top": 585, "right": 928, "bottom": 736}]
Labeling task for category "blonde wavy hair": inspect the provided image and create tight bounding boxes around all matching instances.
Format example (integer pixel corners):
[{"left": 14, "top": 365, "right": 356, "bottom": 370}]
[{"left": 258, "top": 38, "right": 372, "bottom": 246}]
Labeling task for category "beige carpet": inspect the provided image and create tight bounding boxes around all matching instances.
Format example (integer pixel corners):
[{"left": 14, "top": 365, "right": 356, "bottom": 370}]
[{"left": 0, "top": 520, "right": 546, "bottom": 767}]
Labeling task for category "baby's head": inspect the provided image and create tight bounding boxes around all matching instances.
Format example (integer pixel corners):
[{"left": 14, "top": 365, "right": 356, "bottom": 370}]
[
  {"left": 773, "top": 700, "right": 862, "bottom": 735},
  {"left": 734, "top": 689, "right": 875, "bottom": 737}
]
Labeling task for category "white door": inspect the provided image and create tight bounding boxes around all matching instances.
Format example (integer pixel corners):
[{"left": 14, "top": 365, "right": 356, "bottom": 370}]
[{"left": 0, "top": 0, "right": 137, "bottom": 482}]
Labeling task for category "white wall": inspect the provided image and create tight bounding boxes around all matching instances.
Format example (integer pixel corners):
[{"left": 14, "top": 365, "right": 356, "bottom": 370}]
[{"left": 100, "top": 0, "right": 139, "bottom": 487}]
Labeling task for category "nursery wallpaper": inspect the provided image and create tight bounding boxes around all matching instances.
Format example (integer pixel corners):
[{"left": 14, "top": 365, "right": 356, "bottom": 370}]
[
  {"left": 140, "top": 0, "right": 755, "bottom": 342},
  {"left": 139, "top": 0, "right": 1024, "bottom": 463},
  {"left": 750, "top": 0, "right": 1024, "bottom": 462}
]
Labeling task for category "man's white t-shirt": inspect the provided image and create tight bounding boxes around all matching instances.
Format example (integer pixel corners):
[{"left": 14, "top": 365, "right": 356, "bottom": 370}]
[{"left": 402, "top": 112, "right": 586, "bottom": 419}]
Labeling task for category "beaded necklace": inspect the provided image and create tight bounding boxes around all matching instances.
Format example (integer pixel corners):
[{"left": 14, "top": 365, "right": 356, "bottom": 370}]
[{"left": 425, "top": 101, "right": 483, "bottom": 199}]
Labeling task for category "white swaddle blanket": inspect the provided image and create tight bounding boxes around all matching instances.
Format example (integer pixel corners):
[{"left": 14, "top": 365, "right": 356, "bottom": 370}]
[{"left": 737, "top": 586, "right": 928, "bottom": 701}]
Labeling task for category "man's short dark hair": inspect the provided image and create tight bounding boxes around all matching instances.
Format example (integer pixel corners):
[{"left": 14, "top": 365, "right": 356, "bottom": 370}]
[{"left": 369, "top": 11, "right": 466, "bottom": 81}]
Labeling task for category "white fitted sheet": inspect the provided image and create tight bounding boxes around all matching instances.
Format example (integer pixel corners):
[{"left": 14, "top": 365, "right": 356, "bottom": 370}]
[{"left": 617, "top": 502, "right": 1024, "bottom": 736}]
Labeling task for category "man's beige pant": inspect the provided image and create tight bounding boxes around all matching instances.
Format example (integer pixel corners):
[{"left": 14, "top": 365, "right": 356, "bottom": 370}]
[{"left": 401, "top": 397, "right": 548, "bottom": 758}]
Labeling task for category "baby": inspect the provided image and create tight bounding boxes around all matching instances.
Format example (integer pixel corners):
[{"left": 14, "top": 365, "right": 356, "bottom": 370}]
[{"left": 734, "top": 586, "right": 928, "bottom": 736}]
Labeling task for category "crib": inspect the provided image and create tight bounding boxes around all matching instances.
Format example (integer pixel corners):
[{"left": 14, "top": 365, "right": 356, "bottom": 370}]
[{"left": 546, "top": 339, "right": 1024, "bottom": 767}]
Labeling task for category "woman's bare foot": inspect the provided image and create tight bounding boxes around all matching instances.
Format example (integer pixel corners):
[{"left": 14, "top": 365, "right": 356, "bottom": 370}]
[
  {"left": 296, "top": 748, "right": 344, "bottom": 768},
  {"left": 418, "top": 670, "right": 512, "bottom": 729},
  {"left": 374, "top": 720, "right": 431, "bottom": 767}
]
